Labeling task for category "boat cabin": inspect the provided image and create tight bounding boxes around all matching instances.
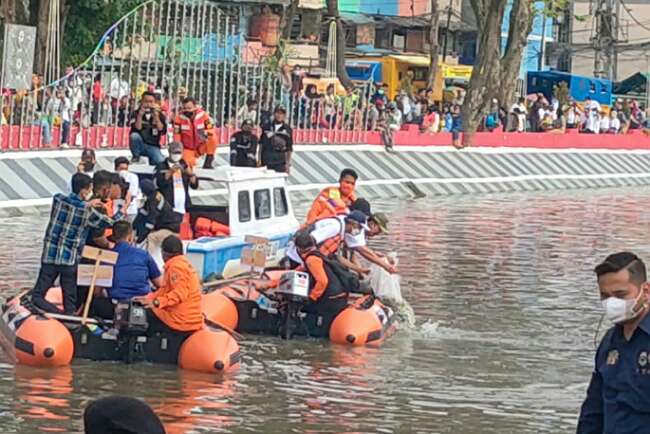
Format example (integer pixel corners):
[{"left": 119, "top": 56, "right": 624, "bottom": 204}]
[{"left": 134, "top": 165, "right": 299, "bottom": 280}]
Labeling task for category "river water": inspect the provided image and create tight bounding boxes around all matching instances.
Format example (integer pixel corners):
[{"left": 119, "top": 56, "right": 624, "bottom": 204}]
[{"left": 0, "top": 187, "right": 646, "bottom": 433}]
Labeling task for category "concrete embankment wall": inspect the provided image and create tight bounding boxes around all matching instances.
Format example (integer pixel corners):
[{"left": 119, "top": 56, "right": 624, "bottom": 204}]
[{"left": 0, "top": 144, "right": 649, "bottom": 218}]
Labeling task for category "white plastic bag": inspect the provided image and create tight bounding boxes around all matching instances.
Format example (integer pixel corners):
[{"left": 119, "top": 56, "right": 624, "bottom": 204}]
[{"left": 367, "top": 263, "right": 403, "bottom": 303}]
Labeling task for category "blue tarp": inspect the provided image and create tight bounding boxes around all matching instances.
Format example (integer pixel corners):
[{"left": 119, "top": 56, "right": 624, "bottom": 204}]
[
  {"left": 527, "top": 71, "right": 612, "bottom": 105},
  {"left": 345, "top": 61, "right": 382, "bottom": 82}
]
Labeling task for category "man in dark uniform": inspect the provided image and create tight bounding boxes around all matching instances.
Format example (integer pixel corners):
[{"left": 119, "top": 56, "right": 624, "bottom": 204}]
[
  {"left": 577, "top": 252, "right": 650, "bottom": 433},
  {"left": 260, "top": 106, "right": 293, "bottom": 173},
  {"left": 229, "top": 119, "right": 259, "bottom": 167}
]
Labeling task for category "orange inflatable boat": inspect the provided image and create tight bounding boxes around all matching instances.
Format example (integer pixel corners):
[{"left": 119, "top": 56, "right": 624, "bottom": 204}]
[
  {"left": 0, "top": 288, "right": 239, "bottom": 373},
  {"left": 202, "top": 271, "right": 397, "bottom": 346}
]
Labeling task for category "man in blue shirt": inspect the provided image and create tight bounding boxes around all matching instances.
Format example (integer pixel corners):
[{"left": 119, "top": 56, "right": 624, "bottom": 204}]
[
  {"left": 31, "top": 173, "right": 115, "bottom": 314},
  {"left": 577, "top": 252, "right": 650, "bottom": 433},
  {"left": 109, "top": 221, "right": 162, "bottom": 301}
]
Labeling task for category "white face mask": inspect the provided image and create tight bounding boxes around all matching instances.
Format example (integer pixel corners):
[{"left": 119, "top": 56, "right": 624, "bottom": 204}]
[
  {"left": 84, "top": 191, "right": 93, "bottom": 201},
  {"left": 350, "top": 227, "right": 361, "bottom": 236},
  {"left": 602, "top": 289, "right": 645, "bottom": 324},
  {"left": 118, "top": 170, "right": 128, "bottom": 178},
  {"left": 170, "top": 153, "right": 182, "bottom": 163}
]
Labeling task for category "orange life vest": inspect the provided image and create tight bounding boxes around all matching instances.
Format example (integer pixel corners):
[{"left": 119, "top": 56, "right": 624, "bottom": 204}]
[
  {"left": 173, "top": 109, "right": 216, "bottom": 151},
  {"left": 305, "top": 187, "right": 356, "bottom": 225},
  {"left": 194, "top": 217, "right": 230, "bottom": 238}
]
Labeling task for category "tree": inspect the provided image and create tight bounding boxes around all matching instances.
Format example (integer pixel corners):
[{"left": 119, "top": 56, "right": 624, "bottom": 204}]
[
  {"left": 497, "top": 0, "right": 535, "bottom": 109},
  {"left": 426, "top": 0, "right": 441, "bottom": 90},
  {"left": 461, "top": 0, "right": 507, "bottom": 147},
  {"left": 325, "top": 0, "right": 353, "bottom": 90},
  {"left": 461, "top": 0, "right": 571, "bottom": 147}
]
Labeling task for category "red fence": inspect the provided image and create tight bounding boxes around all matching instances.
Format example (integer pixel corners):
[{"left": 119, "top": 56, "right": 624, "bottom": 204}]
[{"left": 2, "top": 124, "right": 650, "bottom": 151}]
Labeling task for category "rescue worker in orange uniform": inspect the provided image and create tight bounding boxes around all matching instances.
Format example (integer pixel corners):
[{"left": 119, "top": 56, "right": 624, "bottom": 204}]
[
  {"left": 134, "top": 235, "right": 203, "bottom": 334},
  {"left": 306, "top": 168, "right": 358, "bottom": 225},
  {"left": 173, "top": 97, "right": 218, "bottom": 169}
]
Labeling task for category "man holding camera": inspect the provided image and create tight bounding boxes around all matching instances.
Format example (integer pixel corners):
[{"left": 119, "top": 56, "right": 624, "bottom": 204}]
[{"left": 129, "top": 91, "right": 167, "bottom": 165}]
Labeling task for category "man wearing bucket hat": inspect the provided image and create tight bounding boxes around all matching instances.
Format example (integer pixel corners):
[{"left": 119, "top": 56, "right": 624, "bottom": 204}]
[
  {"left": 260, "top": 105, "right": 293, "bottom": 173},
  {"left": 229, "top": 119, "right": 259, "bottom": 167},
  {"left": 368, "top": 212, "right": 389, "bottom": 237}
]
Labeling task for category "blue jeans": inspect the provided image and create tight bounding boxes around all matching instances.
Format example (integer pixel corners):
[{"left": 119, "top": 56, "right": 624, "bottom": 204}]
[
  {"left": 130, "top": 132, "right": 165, "bottom": 165},
  {"left": 61, "top": 120, "right": 70, "bottom": 145},
  {"left": 36, "top": 119, "right": 51, "bottom": 145}
]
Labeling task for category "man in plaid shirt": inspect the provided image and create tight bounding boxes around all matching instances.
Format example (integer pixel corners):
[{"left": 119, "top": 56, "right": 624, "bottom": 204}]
[{"left": 31, "top": 173, "right": 115, "bottom": 314}]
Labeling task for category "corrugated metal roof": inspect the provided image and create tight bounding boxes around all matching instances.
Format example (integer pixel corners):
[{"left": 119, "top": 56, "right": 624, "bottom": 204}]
[
  {"left": 340, "top": 12, "right": 375, "bottom": 25},
  {"left": 373, "top": 14, "right": 430, "bottom": 27}
]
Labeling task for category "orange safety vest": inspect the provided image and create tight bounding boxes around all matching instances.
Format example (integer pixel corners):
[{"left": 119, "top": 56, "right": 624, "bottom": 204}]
[
  {"left": 152, "top": 255, "right": 204, "bottom": 332},
  {"left": 305, "top": 187, "right": 356, "bottom": 225},
  {"left": 173, "top": 109, "right": 216, "bottom": 151},
  {"left": 104, "top": 199, "right": 114, "bottom": 238}
]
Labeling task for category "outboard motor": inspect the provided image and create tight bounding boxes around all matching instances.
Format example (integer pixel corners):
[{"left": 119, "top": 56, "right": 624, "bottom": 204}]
[
  {"left": 114, "top": 301, "right": 148, "bottom": 335},
  {"left": 275, "top": 271, "right": 310, "bottom": 339}
]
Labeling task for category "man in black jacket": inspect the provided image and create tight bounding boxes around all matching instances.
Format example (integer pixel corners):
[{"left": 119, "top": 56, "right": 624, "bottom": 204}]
[
  {"left": 153, "top": 141, "right": 198, "bottom": 222},
  {"left": 260, "top": 106, "right": 293, "bottom": 173},
  {"left": 229, "top": 119, "right": 259, "bottom": 167},
  {"left": 134, "top": 179, "right": 182, "bottom": 259}
]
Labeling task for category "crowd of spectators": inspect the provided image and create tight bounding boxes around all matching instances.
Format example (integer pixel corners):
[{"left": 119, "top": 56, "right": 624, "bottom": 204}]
[{"left": 4, "top": 64, "right": 650, "bottom": 151}]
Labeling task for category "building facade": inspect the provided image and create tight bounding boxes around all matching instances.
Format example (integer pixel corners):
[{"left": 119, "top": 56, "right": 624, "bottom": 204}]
[{"left": 564, "top": 0, "right": 650, "bottom": 81}]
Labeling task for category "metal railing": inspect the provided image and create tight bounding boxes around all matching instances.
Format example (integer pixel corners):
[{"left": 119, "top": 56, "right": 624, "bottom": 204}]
[{"left": 0, "top": 0, "right": 372, "bottom": 151}]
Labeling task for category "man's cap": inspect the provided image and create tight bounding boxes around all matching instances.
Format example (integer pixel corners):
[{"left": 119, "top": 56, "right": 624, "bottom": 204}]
[
  {"left": 140, "top": 179, "right": 156, "bottom": 197},
  {"left": 169, "top": 141, "right": 183, "bottom": 154},
  {"left": 346, "top": 210, "right": 370, "bottom": 231},
  {"left": 81, "top": 148, "right": 96, "bottom": 160},
  {"left": 242, "top": 119, "right": 254, "bottom": 128},
  {"left": 274, "top": 105, "right": 287, "bottom": 114},
  {"left": 83, "top": 396, "right": 166, "bottom": 434},
  {"left": 350, "top": 198, "right": 371, "bottom": 217},
  {"left": 370, "top": 212, "right": 389, "bottom": 234}
]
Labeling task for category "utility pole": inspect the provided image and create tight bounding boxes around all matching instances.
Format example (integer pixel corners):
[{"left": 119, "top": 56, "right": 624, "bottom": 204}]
[
  {"left": 442, "top": 0, "right": 453, "bottom": 62},
  {"left": 538, "top": 2, "right": 548, "bottom": 70},
  {"left": 592, "top": 0, "right": 619, "bottom": 79}
]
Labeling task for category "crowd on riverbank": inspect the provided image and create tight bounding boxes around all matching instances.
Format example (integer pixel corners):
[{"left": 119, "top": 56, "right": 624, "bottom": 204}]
[{"left": 3, "top": 67, "right": 650, "bottom": 152}]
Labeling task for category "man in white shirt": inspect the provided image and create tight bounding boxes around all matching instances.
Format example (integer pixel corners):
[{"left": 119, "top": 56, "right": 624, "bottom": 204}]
[
  {"left": 114, "top": 156, "right": 141, "bottom": 223},
  {"left": 584, "top": 97, "right": 601, "bottom": 133},
  {"left": 599, "top": 110, "right": 610, "bottom": 134},
  {"left": 47, "top": 87, "right": 72, "bottom": 148},
  {"left": 609, "top": 110, "right": 621, "bottom": 133}
]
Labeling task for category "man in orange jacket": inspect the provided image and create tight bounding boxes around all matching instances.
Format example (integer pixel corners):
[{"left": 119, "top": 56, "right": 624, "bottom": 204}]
[
  {"left": 173, "top": 97, "right": 218, "bottom": 169},
  {"left": 306, "top": 168, "right": 358, "bottom": 224},
  {"left": 134, "top": 235, "right": 203, "bottom": 333}
]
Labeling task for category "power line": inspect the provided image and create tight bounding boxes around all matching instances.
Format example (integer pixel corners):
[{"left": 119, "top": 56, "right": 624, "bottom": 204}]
[{"left": 619, "top": 0, "right": 650, "bottom": 32}]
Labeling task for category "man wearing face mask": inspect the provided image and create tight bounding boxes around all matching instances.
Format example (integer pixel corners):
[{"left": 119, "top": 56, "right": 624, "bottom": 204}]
[
  {"left": 31, "top": 173, "right": 115, "bottom": 314},
  {"left": 284, "top": 210, "right": 370, "bottom": 276},
  {"left": 306, "top": 168, "right": 358, "bottom": 225},
  {"left": 260, "top": 106, "right": 293, "bottom": 173},
  {"left": 577, "top": 252, "right": 650, "bottom": 433},
  {"left": 172, "top": 97, "right": 217, "bottom": 169},
  {"left": 114, "top": 157, "right": 140, "bottom": 223},
  {"left": 68, "top": 149, "right": 96, "bottom": 193},
  {"left": 229, "top": 119, "right": 259, "bottom": 167},
  {"left": 154, "top": 141, "right": 198, "bottom": 220}
]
